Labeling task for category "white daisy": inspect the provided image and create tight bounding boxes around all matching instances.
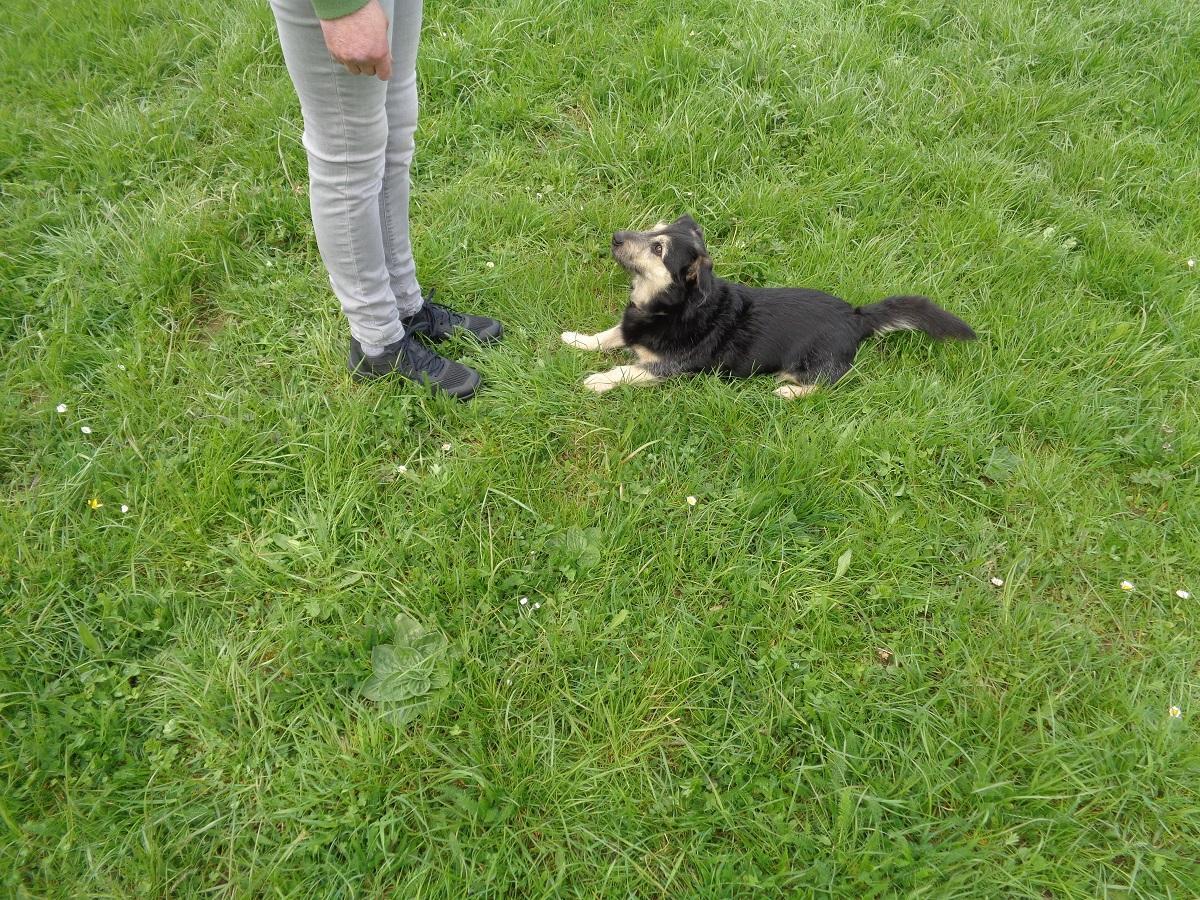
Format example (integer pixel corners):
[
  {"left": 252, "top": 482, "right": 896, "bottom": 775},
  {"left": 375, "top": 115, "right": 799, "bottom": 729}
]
[
  {"left": 441, "top": 443, "right": 452, "bottom": 452},
  {"left": 56, "top": 403, "right": 68, "bottom": 414},
  {"left": 80, "top": 426, "right": 92, "bottom": 435},
  {"left": 486, "top": 261, "right": 495, "bottom": 269},
  {"left": 519, "top": 597, "right": 529, "bottom": 606},
  {"left": 990, "top": 577, "right": 1004, "bottom": 587},
  {"left": 120, "top": 504, "right": 130, "bottom": 514},
  {"left": 1169, "top": 706, "right": 1182, "bottom": 719},
  {"left": 1177, "top": 590, "right": 1191, "bottom": 600},
  {"left": 1121, "top": 580, "right": 1135, "bottom": 591},
  {"left": 686, "top": 496, "right": 698, "bottom": 506}
]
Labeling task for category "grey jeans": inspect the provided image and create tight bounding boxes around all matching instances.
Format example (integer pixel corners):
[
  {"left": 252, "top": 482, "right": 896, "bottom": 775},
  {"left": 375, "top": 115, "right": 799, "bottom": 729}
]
[{"left": 270, "top": 0, "right": 424, "bottom": 352}]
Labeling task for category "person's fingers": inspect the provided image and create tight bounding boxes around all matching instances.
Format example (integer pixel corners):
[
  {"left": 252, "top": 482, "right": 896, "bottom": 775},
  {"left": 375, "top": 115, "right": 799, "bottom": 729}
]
[
  {"left": 376, "top": 51, "right": 393, "bottom": 81},
  {"left": 340, "top": 58, "right": 389, "bottom": 77}
]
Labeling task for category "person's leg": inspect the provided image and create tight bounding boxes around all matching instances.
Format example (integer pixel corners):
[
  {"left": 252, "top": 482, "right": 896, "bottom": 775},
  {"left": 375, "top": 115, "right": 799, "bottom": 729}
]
[
  {"left": 270, "top": 0, "right": 402, "bottom": 354},
  {"left": 378, "top": 0, "right": 424, "bottom": 319},
  {"left": 373, "top": 0, "right": 504, "bottom": 345}
]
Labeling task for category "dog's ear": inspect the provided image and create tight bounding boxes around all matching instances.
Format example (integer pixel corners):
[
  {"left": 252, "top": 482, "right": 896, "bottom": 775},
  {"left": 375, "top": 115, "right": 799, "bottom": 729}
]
[
  {"left": 684, "top": 254, "right": 713, "bottom": 299},
  {"left": 675, "top": 214, "right": 703, "bottom": 240}
]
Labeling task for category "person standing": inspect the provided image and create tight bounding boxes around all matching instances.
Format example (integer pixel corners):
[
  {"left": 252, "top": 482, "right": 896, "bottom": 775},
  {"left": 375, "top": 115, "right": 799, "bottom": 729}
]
[{"left": 270, "top": 0, "right": 503, "bottom": 400}]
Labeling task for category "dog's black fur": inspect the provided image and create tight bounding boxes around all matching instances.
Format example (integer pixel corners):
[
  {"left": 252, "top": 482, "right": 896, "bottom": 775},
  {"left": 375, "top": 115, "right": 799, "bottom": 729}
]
[{"left": 575, "top": 214, "right": 975, "bottom": 393}]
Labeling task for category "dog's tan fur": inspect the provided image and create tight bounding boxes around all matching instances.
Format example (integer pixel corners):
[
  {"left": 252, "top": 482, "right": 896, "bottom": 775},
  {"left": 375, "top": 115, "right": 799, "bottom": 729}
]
[
  {"left": 561, "top": 325, "right": 626, "bottom": 351},
  {"left": 583, "top": 364, "right": 661, "bottom": 393}
]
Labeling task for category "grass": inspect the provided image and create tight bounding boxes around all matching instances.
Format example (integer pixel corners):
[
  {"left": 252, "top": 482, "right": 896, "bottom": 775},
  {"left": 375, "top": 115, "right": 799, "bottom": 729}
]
[{"left": 3, "top": 0, "right": 1200, "bottom": 894}]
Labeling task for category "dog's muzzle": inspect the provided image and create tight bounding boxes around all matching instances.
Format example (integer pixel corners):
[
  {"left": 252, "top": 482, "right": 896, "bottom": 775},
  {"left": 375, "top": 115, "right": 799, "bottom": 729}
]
[{"left": 610, "top": 232, "right": 636, "bottom": 268}]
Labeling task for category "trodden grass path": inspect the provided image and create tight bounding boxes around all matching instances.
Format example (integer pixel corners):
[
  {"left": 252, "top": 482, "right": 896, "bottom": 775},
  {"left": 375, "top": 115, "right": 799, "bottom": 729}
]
[{"left": 2, "top": 0, "right": 1200, "bottom": 894}]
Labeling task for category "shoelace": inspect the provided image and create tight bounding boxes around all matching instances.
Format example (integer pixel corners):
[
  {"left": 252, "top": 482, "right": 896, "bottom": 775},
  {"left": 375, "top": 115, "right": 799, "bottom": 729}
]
[
  {"left": 397, "top": 334, "right": 447, "bottom": 376},
  {"left": 420, "top": 289, "right": 464, "bottom": 333}
]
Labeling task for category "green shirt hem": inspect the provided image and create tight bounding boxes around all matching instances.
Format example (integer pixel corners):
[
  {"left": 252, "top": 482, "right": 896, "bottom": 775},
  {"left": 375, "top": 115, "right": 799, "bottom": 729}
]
[{"left": 311, "top": 0, "right": 370, "bottom": 21}]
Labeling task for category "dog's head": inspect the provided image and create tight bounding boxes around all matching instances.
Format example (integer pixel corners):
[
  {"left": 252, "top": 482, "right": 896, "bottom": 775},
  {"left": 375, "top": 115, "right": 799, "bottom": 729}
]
[{"left": 611, "top": 214, "right": 713, "bottom": 308}]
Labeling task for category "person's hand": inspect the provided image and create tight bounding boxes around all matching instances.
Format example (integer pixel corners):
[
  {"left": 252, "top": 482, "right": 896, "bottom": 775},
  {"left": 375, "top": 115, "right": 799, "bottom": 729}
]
[{"left": 320, "top": 0, "right": 392, "bottom": 80}]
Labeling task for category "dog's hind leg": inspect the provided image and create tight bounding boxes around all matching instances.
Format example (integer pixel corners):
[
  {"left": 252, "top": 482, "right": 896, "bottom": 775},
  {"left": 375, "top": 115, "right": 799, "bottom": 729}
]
[
  {"left": 773, "top": 382, "right": 818, "bottom": 400},
  {"left": 773, "top": 358, "right": 851, "bottom": 399},
  {"left": 773, "top": 373, "right": 818, "bottom": 399},
  {"left": 562, "top": 324, "right": 626, "bottom": 351},
  {"left": 583, "top": 364, "right": 662, "bottom": 394}
]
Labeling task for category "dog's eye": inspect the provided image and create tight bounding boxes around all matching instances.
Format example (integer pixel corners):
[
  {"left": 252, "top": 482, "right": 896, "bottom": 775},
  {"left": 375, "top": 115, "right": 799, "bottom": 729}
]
[{"left": 651, "top": 242, "right": 663, "bottom": 257}]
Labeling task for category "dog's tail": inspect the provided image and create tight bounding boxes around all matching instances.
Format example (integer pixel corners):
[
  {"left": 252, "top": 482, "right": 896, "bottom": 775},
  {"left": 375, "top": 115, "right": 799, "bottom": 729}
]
[{"left": 857, "top": 295, "right": 976, "bottom": 341}]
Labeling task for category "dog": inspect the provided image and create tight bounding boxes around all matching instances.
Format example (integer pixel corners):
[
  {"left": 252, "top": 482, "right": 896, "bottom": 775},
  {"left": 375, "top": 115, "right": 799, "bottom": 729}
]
[{"left": 562, "top": 215, "right": 975, "bottom": 397}]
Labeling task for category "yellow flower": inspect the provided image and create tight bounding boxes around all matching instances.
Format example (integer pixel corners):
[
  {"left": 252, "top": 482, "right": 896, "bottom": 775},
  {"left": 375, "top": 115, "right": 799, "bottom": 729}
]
[{"left": 88, "top": 498, "right": 103, "bottom": 510}]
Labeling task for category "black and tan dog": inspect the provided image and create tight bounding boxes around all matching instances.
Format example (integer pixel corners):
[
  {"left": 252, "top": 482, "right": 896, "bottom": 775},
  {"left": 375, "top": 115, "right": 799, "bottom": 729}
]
[{"left": 562, "top": 215, "right": 975, "bottom": 396}]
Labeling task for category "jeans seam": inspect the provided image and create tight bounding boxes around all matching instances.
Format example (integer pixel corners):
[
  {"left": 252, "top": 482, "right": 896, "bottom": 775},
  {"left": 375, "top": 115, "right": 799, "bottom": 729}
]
[
  {"left": 330, "top": 70, "right": 368, "bottom": 338},
  {"left": 381, "top": 76, "right": 419, "bottom": 317}
]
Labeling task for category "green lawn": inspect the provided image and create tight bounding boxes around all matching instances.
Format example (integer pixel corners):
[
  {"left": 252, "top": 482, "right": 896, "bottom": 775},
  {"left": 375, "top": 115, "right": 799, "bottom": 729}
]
[{"left": 3, "top": 0, "right": 1200, "bottom": 894}]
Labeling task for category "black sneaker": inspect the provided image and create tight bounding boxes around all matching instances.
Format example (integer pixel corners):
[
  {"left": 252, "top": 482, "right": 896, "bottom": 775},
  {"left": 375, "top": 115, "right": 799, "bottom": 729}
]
[
  {"left": 403, "top": 290, "right": 504, "bottom": 344},
  {"left": 348, "top": 334, "right": 481, "bottom": 400}
]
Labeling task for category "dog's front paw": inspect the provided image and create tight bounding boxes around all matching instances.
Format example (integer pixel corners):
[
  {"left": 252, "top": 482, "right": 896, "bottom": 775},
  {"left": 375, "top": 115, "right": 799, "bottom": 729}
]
[
  {"left": 562, "top": 331, "right": 601, "bottom": 351},
  {"left": 583, "top": 371, "right": 620, "bottom": 393}
]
